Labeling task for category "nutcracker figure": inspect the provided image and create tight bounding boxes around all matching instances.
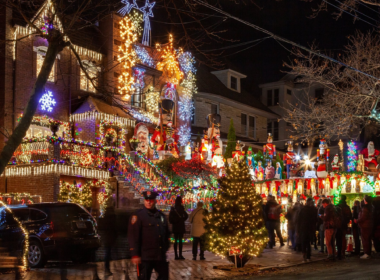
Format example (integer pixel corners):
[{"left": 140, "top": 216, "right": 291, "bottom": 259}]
[
  {"left": 317, "top": 139, "right": 330, "bottom": 178},
  {"left": 263, "top": 133, "right": 276, "bottom": 163},
  {"left": 151, "top": 99, "right": 179, "bottom": 158},
  {"left": 206, "top": 114, "right": 224, "bottom": 170},
  {"left": 200, "top": 131, "right": 209, "bottom": 161},
  {"left": 283, "top": 141, "right": 295, "bottom": 179},
  {"left": 232, "top": 140, "right": 245, "bottom": 161}
]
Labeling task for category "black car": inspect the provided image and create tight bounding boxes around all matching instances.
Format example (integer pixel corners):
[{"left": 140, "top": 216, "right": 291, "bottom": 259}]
[{"left": 0, "top": 202, "right": 100, "bottom": 268}]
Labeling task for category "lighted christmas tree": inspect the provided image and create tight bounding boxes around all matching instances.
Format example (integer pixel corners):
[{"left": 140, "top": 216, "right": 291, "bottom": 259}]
[
  {"left": 80, "top": 183, "right": 93, "bottom": 208},
  {"left": 347, "top": 141, "right": 358, "bottom": 171},
  {"left": 224, "top": 119, "right": 236, "bottom": 160},
  {"left": 58, "top": 181, "right": 71, "bottom": 202},
  {"left": 204, "top": 159, "right": 268, "bottom": 267},
  {"left": 70, "top": 182, "right": 81, "bottom": 204}
]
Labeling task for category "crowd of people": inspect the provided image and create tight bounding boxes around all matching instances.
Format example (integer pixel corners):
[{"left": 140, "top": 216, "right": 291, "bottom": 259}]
[{"left": 263, "top": 194, "right": 380, "bottom": 262}]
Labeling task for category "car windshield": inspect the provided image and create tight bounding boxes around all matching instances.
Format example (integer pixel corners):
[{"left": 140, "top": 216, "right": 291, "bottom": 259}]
[{"left": 44, "top": 205, "right": 87, "bottom": 222}]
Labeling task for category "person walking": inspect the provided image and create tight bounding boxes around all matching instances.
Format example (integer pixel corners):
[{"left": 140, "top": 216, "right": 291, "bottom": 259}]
[
  {"left": 321, "top": 199, "right": 336, "bottom": 260},
  {"left": 372, "top": 198, "right": 380, "bottom": 253},
  {"left": 297, "top": 198, "right": 317, "bottom": 262},
  {"left": 189, "top": 202, "right": 207, "bottom": 260},
  {"left": 292, "top": 202, "right": 302, "bottom": 252},
  {"left": 285, "top": 201, "right": 296, "bottom": 249},
  {"left": 336, "top": 195, "right": 352, "bottom": 259},
  {"left": 169, "top": 196, "right": 188, "bottom": 260},
  {"left": 357, "top": 195, "right": 373, "bottom": 259},
  {"left": 352, "top": 200, "right": 361, "bottom": 255},
  {"left": 265, "top": 195, "right": 284, "bottom": 248},
  {"left": 128, "top": 191, "right": 170, "bottom": 280},
  {"left": 316, "top": 198, "right": 325, "bottom": 254},
  {"left": 103, "top": 204, "right": 118, "bottom": 276}
]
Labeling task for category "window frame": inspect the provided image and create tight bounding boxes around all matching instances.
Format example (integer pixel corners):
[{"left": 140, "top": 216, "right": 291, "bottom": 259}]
[
  {"left": 230, "top": 76, "right": 238, "bottom": 91},
  {"left": 35, "top": 48, "right": 56, "bottom": 83},
  {"left": 273, "top": 89, "right": 279, "bottom": 105},
  {"left": 79, "top": 60, "right": 99, "bottom": 93},
  {"left": 211, "top": 103, "right": 219, "bottom": 114},
  {"left": 248, "top": 115, "right": 256, "bottom": 138},
  {"left": 267, "top": 89, "right": 273, "bottom": 106}
]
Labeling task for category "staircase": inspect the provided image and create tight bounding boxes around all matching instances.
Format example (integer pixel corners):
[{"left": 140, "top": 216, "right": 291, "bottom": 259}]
[{"left": 0, "top": 240, "right": 22, "bottom": 271}]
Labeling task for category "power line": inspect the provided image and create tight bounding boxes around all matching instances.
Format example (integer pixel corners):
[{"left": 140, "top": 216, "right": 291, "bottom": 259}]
[
  {"left": 334, "top": 0, "right": 380, "bottom": 24},
  {"left": 194, "top": 0, "right": 380, "bottom": 82},
  {"left": 354, "top": 0, "right": 380, "bottom": 16},
  {"left": 199, "top": 36, "right": 271, "bottom": 52}
]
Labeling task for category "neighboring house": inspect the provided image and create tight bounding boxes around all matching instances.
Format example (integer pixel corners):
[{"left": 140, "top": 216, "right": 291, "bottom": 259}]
[
  {"left": 259, "top": 74, "right": 328, "bottom": 150},
  {"left": 192, "top": 66, "right": 279, "bottom": 152}
]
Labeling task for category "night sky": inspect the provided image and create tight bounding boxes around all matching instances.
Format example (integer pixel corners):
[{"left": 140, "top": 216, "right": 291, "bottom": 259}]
[{"left": 151, "top": 0, "right": 377, "bottom": 97}]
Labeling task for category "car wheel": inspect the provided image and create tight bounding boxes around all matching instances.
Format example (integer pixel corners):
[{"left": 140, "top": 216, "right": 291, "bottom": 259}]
[{"left": 28, "top": 240, "right": 46, "bottom": 268}]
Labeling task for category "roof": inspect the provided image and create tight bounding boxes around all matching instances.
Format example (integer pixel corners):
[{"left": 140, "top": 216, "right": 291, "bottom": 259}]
[
  {"left": 196, "top": 65, "right": 276, "bottom": 114},
  {"left": 74, "top": 96, "right": 134, "bottom": 120}
]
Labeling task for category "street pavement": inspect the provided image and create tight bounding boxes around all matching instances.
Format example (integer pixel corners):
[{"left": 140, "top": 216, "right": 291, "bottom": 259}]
[{"left": 0, "top": 244, "right": 367, "bottom": 280}]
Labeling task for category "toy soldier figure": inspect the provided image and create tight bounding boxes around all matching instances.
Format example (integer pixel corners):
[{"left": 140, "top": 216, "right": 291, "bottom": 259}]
[
  {"left": 151, "top": 99, "right": 179, "bottom": 158},
  {"left": 283, "top": 141, "right": 295, "bottom": 179},
  {"left": 128, "top": 191, "right": 170, "bottom": 280},
  {"left": 263, "top": 133, "right": 276, "bottom": 163},
  {"left": 316, "top": 139, "right": 329, "bottom": 178},
  {"left": 206, "top": 114, "right": 224, "bottom": 169}
]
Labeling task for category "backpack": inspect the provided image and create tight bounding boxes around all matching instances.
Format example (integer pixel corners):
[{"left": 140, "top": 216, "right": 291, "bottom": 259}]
[{"left": 268, "top": 204, "right": 280, "bottom": 220}]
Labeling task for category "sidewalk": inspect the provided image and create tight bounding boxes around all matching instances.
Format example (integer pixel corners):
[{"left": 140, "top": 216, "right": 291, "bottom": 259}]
[{"left": 1, "top": 243, "right": 327, "bottom": 280}]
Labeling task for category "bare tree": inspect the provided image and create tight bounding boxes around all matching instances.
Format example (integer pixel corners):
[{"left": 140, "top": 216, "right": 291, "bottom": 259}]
[{"left": 282, "top": 31, "right": 380, "bottom": 143}]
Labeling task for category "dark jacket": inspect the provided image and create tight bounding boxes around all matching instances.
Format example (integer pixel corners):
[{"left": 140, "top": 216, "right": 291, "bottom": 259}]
[
  {"left": 358, "top": 204, "right": 373, "bottom": 230},
  {"left": 297, "top": 205, "right": 318, "bottom": 235},
  {"left": 317, "top": 206, "right": 325, "bottom": 228},
  {"left": 128, "top": 207, "right": 170, "bottom": 261},
  {"left": 285, "top": 206, "right": 295, "bottom": 231},
  {"left": 337, "top": 200, "right": 353, "bottom": 230},
  {"left": 264, "top": 200, "right": 281, "bottom": 222},
  {"left": 322, "top": 204, "right": 335, "bottom": 229},
  {"left": 169, "top": 206, "right": 188, "bottom": 234},
  {"left": 102, "top": 208, "right": 118, "bottom": 247}
]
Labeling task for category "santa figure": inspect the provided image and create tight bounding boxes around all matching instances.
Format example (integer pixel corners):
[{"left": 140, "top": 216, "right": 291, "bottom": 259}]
[
  {"left": 360, "top": 141, "right": 380, "bottom": 170},
  {"left": 134, "top": 123, "right": 149, "bottom": 154},
  {"left": 255, "top": 161, "right": 264, "bottom": 181},
  {"left": 206, "top": 114, "right": 224, "bottom": 170},
  {"left": 265, "top": 161, "right": 275, "bottom": 180},
  {"left": 151, "top": 99, "right": 179, "bottom": 158},
  {"left": 317, "top": 139, "right": 330, "bottom": 178},
  {"left": 263, "top": 133, "right": 276, "bottom": 163},
  {"left": 283, "top": 141, "right": 296, "bottom": 179},
  {"left": 331, "top": 154, "right": 340, "bottom": 173},
  {"left": 246, "top": 147, "right": 255, "bottom": 170},
  {"left": 274, "top": 162, "right": 282, "bottom": 179}
]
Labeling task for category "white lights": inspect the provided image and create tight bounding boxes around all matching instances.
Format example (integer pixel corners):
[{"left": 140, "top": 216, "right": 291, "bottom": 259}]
[
  {"left": 134, "top": 45, "right": 155, "bottom": 67},
  {"left": 39, "top": 90, "right": 56, "bottom": 112},
  {"left": 178, "top": 125, "right": 191, "bottom": 146},
  {"left": 295, "top": 154, "right": 301, "bottom": 161},
  {"left": 178, "top": 96, "right": 194, "bottom": 121}
]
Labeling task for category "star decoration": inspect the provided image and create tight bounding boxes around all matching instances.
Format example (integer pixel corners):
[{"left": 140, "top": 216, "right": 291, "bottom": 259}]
[
  {"left": 135, "top": 0, "right": 155, "bottom": 46},
  {"left": 118, "top": 0, "right": 136, "bottom": 17}
]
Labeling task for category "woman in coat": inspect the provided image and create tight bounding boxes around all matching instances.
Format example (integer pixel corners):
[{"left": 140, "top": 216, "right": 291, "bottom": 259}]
[
  {"left": 169, "top": 196, "right": 188, "bottom": 260},
  {"left": 189, "top": 202, "right": 207, "bottom": 260},
  {"left": 358, "top": 195, "right": 373, "bottom": 259}
]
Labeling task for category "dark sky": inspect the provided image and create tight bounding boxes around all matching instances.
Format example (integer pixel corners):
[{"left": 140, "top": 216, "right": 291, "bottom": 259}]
[{"left": 151, "top": 0, "right": 377, "bottom": 97}]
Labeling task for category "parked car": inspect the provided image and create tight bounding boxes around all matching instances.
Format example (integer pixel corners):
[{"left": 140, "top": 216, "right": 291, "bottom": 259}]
[{"left": 0, "top": 202, "right": 100, "bottom": 268}]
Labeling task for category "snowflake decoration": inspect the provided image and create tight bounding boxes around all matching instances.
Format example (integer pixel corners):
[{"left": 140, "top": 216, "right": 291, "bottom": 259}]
[
  {"left": 118, "top": 0, "right": 136, "bottom": 17},
  {"left": 178, "top": 51, "right": 196, "bottom": 75},
  {"left": 178, "top": 96, "right": 194, "bottom": 121},
  {"left": 39, "top": 90, "right": 56, "bottom": 112},
  {"left": 134, "top": 45, "right": 155, "bottom": 67},
  {"left": 178, "top": 125, "right": 191, "bottom": 146}
]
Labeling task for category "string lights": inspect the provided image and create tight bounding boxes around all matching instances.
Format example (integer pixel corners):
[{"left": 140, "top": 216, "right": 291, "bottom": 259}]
[{"left": 347, "top": 141, "right": 358, "bottom": 172}]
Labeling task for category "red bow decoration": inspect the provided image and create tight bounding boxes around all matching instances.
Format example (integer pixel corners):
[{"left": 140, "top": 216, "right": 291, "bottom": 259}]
[
  {"left": 275, "top": 181, "right": 282, "bottom": 191},
  {"left": 306, "top": 179, "right": 311, "bottom": 190}
]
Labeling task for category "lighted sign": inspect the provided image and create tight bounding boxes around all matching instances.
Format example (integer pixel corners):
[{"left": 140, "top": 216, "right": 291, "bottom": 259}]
[{"left": 39, "top": 90, "right": 56, "bottom": 112}]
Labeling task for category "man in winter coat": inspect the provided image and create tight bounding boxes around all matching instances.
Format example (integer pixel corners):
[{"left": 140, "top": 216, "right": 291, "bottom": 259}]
[
  {"left": 297, "top": 198, "right": 318, "bottom": 261},
  {"left": 264, "top": 195, "right": 284, "bottom": 248},
  {"left": 321, "top": 199, "right": 336, "bottom": 260},
  {"left": 358, "top": 195, "right": 373, "bottom": 259},
  {"left": 285, "top": 201, "right": 296, "bottom": 249},
  {"left": 336, "top": 195, "right": 353, "bottom": 259},
  {"left": 189, "top": 202, "right": 207, "bottom": 260},
  {"left": 317, "top": 198, "right": 326, "bottom": 253}
]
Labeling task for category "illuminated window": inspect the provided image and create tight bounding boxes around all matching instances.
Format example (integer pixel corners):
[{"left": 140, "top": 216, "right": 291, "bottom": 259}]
[
  {"left": 36, "top": 53, "right": 55, "bottom": 82},
  {"left": 80, "top": 61, "right": 98, "bottom": 93}
]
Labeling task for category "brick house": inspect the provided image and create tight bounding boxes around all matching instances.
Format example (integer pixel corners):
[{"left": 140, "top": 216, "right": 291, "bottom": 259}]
[
  {"left": 0, "top": 1, "right": 194, "bottom": 208},
  {"left": 192, "top": 66, "right": 279, "bottom": 153}
]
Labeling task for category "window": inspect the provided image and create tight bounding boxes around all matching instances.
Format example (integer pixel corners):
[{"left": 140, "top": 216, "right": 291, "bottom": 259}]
[
  {"left": 37, "top": 53, "right": 55, "bottom": 82},
  {"left": 13, "top": 209, "right": 29, "bottom": 223},
  {"left": 287, "top": 89, "right": 292, "bottom": 95},
  {"left": 230, "top": 76, "right": 237, "bottom": 90},
  {"left": 315, "top": 88, "right": 324, "bottom": 102},
  {"left": 80, "top": 61, "right": 98, "bottom": 93},
  {"left": 241, "top": 113, "right": 247, "bottom": 135},
  {"left": 114, "top": 39, "right": 121, "bottom": 46},
  {"left": 249, "top": 116, "right": 255, "bottom": 138},
  {"left": 273, "top": 121, "right": 279, "bottom": 141},
  {"left": 267, "top": 89, "right": 273, "bottom": 106},
  {"left": 211, "top": 104, "right": 218, "bottom": 114},
  {"left": 274, "top": 89, "right": 279, "bottom": 105},
  {"left": 30, "top": 209, "right": 47, "bottom": 222},
  {"left": 131, "top": 87, "right": 144, "bottom": 108},
  {"left": 267, "top": 121, "right": 272, "bottom": 136}
]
